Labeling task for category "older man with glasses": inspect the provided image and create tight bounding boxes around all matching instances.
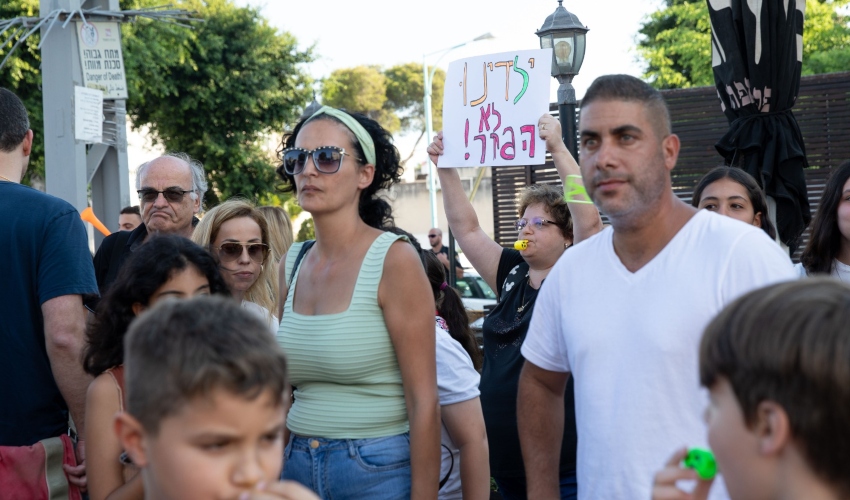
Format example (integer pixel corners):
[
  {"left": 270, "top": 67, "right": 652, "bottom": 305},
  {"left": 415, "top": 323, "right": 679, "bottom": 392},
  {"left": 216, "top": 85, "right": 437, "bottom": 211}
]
[{"left": 92, "top": 153, "right": 207, "bottom": 295}]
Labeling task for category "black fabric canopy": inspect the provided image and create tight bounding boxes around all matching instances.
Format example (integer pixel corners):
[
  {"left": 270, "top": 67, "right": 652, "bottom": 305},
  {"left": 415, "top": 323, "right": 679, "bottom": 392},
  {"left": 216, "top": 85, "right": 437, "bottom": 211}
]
[{"left": 707, "top": 0, "right": 810, "bottom": 250}]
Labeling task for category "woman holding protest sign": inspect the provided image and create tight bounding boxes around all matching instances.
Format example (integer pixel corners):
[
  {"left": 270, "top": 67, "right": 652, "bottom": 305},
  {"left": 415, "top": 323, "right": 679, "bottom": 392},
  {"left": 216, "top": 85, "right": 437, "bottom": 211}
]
[{"left": 427, "top": 114, "right": 601, "bottom": 499}]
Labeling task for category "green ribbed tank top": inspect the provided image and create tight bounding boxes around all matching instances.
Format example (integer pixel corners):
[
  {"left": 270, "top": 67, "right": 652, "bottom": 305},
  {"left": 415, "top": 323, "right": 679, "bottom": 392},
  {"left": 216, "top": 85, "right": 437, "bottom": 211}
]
[{"left": 277, "top": 232, "right": 409, "bottom": 438}]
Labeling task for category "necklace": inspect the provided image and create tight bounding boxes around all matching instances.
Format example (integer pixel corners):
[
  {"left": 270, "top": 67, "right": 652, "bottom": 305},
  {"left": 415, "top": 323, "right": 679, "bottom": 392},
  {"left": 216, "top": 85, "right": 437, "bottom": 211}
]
[
  {"left": 517, "top": 275, "right": 531, "bottom": 314},
  {"left": 0, "top": 174, "right": 15, "bottom": 183}
]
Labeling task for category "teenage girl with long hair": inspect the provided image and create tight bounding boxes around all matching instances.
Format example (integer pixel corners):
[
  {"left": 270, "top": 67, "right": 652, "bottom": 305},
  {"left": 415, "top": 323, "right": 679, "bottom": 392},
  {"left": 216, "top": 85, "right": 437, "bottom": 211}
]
[
  {"left": 798, "top": 160, "right": 850, "bottom": 279},
  {"left": 83, "top": 236, "right": 229, "bottom": 500}
]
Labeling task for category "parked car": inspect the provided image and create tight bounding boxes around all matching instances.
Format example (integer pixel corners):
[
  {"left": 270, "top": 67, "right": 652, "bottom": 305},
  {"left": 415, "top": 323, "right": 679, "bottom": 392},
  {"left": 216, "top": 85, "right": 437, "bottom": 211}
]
[{"left": 456, "top": 271, "right": 497, "bottom": 312}]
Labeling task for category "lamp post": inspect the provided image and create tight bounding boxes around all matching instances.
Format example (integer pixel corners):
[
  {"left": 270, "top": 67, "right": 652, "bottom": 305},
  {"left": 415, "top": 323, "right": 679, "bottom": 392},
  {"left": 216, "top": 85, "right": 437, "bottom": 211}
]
[
  {"left": 536, "top": 0, "right": 588, "bottom": 157},
  {"left": 423, "top": 32, "right": 494, "bottom": 229}
]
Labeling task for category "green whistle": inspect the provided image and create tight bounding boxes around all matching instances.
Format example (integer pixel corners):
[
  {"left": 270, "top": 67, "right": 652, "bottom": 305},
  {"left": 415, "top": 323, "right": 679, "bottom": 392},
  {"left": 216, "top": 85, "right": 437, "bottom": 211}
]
[{"left": 683, "top": 448, "right": 717, "bottom": 480}]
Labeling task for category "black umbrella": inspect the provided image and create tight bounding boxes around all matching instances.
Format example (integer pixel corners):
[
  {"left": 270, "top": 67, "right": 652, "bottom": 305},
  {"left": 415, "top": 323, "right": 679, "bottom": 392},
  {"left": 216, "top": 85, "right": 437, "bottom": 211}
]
[{"left": 707, "top": 0, "right": 810, "bottom": 251}]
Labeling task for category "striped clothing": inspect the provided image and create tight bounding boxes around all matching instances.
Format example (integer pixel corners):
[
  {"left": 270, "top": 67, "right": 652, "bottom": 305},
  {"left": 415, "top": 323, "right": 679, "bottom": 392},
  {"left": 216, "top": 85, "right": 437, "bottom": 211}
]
[{"left": 278, "top": 233, "right": 408, "bottom": 438}]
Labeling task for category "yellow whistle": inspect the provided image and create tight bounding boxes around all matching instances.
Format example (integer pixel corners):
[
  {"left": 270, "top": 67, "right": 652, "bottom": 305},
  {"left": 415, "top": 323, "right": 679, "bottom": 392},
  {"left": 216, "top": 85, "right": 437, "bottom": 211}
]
[{"left": 514, "top": 240, "right": 528, "bottom": 250}]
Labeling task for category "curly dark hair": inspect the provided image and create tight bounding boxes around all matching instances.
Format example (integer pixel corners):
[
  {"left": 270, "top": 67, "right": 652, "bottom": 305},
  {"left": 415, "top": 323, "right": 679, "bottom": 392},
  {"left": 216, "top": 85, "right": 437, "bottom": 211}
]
[
  {"left": 800, "top": 160, "right": 850, "bottom": 275},
  {"left": 692, "top": 166, "right": 777, "bottom": 240},
  {"left": 83, "top": 235, "right": 230, "bottom": 377},
  {"left": 276, "top": 109, "right": 402, "bottom": 229}
]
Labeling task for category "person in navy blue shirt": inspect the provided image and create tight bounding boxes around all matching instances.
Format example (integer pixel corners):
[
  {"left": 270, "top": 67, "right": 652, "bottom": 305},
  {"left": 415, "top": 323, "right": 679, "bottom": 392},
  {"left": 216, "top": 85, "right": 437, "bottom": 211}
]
[{"left": 0, "top": 87, "right": 97, "bottom": 489}]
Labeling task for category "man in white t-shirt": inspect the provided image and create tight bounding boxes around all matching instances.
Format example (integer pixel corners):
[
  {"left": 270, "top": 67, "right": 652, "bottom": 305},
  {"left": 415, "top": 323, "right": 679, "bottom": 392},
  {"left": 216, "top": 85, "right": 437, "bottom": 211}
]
[{"left": 517, "top": 74, "right": 796, "bottom": 500}]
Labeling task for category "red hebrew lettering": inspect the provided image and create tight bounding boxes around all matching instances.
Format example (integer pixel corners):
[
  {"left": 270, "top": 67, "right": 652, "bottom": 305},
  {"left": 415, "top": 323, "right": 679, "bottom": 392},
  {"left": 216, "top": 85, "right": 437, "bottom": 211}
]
[
  {"left": 464, "top": 119, "right": 470, "bottom": 160},
  {"left": 500, "top": 127, "right": 516, "bottom": 160},
  {"left": 491, "top": 103, "right": 502, "bottom": 131},
  {"left": 479, "top": 104, "right": 492, "bottom": 133},
  {"left": 474, "top": 135, "right": 487, "bottom": 164},
  {"left": 520, "top": 125, "right": 536, "bottom": 157},
  {"left": 490, "top": 133, "right": 500, "bottom": 160}
]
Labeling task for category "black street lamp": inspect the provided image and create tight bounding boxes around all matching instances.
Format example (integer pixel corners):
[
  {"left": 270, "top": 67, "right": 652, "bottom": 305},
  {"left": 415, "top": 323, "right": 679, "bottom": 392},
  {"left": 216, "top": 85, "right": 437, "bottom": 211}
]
[{"left": 536, "top": 0, "right": 588, "bottom": 157}]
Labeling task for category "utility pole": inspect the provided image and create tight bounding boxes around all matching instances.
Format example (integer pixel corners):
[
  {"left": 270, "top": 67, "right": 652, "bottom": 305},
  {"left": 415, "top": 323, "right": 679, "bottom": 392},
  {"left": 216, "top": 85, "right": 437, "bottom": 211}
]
[{"left": 40, "top": 0, "right": 129, "bottom": 245}]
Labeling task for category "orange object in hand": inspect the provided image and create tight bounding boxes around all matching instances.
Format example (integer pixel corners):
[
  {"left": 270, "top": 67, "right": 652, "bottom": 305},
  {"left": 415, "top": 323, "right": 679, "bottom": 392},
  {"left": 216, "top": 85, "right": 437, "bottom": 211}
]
[{"left": 81, "top": 207, "right": 111, "bottom": 236}]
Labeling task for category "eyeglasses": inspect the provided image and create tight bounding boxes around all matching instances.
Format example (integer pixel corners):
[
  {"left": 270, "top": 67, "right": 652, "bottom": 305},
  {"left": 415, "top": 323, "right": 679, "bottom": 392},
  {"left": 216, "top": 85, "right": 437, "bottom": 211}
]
[
  {"left": 278, "top": 146, "right": 364, "bottom": 176},
  {"left": 215, "top": 242, "right": 270, "bottom": 264},
  {"left": 137, "top": 188, "right": 193, "bottom": 204},
  {"left": 515, "top": 217, "right": 558, "bottom": 231},
  {"left": 428, "top": 234, "right": 439, "bottom": 238}
]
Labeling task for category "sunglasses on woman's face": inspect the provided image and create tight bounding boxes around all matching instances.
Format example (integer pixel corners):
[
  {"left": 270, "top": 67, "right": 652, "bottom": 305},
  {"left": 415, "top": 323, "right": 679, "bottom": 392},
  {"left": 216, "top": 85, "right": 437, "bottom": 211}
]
[
  {"left": 278, "top": 146, "right": 364, "bottom": 176},
  {"left": 515, "top": 217, "right": 557, "bottom": 231},
  {"left": 216, "top": 242, "right": 269, "bottom": 264}
]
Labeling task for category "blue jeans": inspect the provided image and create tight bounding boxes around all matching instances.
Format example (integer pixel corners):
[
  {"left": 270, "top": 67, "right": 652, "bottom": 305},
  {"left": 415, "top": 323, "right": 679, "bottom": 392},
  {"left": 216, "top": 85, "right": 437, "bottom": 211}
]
[
  {"left": 282, "top": 433, "right": 411, "bottom": 499},
  {"left": 494, "top": 468, "right": 577, "bottom": 500}
]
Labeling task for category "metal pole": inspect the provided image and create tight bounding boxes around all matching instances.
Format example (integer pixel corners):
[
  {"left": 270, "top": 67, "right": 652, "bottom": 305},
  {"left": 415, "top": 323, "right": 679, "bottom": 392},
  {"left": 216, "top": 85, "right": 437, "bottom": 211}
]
[
  {"left": 41, "top": 0, "right": 88, "bottom": 212},
  {"left": 557, "top": 81, "right": 578, "bottom": 157},
  {"left": 40, "top": 0, "right": 130, "bottom": 244},
  {"left": 423, "top": 58, "right": 438, "bottom": 228}
]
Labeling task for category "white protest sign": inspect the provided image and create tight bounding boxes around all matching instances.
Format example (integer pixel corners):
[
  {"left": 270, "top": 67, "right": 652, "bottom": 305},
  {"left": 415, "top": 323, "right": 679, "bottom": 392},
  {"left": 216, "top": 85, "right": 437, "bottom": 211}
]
[
  {"left": 76, "top": 22, "right": 128, "bottom": 99},
  {"left": 440, "top": 48, "right": 551, "bottom": 168},
  {"left": 74, "top": 86, "right": 103, "bottom": 143}
]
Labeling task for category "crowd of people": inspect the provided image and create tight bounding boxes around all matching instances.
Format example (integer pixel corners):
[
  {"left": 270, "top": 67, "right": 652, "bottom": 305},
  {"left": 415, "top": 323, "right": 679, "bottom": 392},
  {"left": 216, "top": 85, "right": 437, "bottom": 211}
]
[{"left": 1, "top": 71, "right": 849, "bottom": 500}]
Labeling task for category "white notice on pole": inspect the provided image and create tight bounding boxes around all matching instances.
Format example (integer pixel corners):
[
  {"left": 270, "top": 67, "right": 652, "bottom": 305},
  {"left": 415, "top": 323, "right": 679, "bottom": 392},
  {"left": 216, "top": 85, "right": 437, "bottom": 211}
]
[
  {"left": 76, "top": 22, "right": 129, "bottom": 99},
  {"left": 75, "top": 86, "right": 104, "bottom": 143}
]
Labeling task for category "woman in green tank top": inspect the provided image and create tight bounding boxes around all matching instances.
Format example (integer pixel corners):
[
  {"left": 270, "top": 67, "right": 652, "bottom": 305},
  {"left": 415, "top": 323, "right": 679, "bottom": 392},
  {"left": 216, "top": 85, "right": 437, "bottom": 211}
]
[{"left": 275, "top": 107, "right": 440, "bottom": 499}]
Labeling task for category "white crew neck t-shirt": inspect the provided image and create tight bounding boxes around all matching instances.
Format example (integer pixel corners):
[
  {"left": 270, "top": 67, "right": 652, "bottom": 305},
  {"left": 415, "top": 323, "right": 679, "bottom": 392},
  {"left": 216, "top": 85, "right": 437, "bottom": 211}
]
[{"left": 522, "top": 210, "right": 796, "bottom": 500}]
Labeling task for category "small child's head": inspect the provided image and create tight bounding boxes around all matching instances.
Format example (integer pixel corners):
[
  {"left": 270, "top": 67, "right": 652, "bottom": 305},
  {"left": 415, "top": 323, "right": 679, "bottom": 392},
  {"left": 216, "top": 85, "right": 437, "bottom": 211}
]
[
  {"left": 116, "top": 295, "right": 289, "bottom": 500},
  {"left": 699, "top": 278, "right": 850, "bottom": 499}
]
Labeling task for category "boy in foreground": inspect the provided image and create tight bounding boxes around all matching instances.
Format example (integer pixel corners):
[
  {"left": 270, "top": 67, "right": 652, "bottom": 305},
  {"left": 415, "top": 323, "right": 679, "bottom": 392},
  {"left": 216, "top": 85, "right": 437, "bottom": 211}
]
[
  {"left": 115, "top": 295, "right": 318, "bottom": 500},
  {"left": 652, "top": 278, "right": 850, "bottom": 500}
]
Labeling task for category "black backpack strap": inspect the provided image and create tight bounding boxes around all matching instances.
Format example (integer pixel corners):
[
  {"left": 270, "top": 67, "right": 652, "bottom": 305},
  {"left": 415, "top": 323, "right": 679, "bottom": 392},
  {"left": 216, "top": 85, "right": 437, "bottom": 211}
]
[
  {"left": 438, "top": 443, "right": 454, "bottom": 489},
  {"left": 289, "top": 240, "right": 315, "bottom": 286}
]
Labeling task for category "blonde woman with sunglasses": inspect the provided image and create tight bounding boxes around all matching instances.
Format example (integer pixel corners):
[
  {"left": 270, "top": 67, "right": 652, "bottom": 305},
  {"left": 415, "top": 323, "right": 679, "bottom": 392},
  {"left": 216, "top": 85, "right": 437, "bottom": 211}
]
[
  {"left": 192, "top": 199, "right": 278, "bottom": 333},
  {"left": 427, "top": 114, "right": 602, "bottom": 500}
]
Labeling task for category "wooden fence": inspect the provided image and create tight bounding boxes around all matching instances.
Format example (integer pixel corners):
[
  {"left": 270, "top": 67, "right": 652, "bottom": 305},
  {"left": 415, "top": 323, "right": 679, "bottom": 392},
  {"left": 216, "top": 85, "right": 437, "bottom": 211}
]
[{"left": 491, "top": 72, "right": 850, "bottom": 260}]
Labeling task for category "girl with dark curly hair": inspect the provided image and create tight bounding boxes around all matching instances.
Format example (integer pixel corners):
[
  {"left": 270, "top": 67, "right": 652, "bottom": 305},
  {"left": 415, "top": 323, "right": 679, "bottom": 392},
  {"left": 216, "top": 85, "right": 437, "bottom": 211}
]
[
  {"left": 275, "top": 107, "right": 439, "bottom": 498},
  {"left": 82, "top": 235, "right": 229, "bottom": 500}
]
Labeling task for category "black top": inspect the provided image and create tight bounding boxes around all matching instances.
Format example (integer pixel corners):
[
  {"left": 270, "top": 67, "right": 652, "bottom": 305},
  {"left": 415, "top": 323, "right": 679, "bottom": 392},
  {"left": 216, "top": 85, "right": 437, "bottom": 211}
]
[
  {"left": 92, "top": 217, "right": 201, "bottom": 297},
  {"left": 0, "top": 183, "right": 98, "bottom": 445},
  {"left": 480, "top": 248, "right": 577, "bottom": 477},
  {"left": 432, "top": 245, "right": 449, "bottom": 257},
  {"left": 92, "top": 223, "right": 148, "bottom": 295}
]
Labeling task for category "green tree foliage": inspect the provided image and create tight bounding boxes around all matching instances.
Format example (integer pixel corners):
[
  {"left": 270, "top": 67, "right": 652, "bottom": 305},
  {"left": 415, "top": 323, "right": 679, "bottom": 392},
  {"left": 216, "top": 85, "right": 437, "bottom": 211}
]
[
  {"left": 0, "top": 0, "right": 46, "bottom": 185},
  {"left": 320, "top": 63, "right": 445, "bottom": 164},
  {"left": 1, "top": 0, "right": 312, "bottom": 204},
  {"left": 122, "top": 0, "right": 313, "bottom": 205},
  {"left": 295, "top": 217, "right": 314, "bottom": 241},
  {"left": 637, "top": 0, "right": 850, "bottom": 89}
]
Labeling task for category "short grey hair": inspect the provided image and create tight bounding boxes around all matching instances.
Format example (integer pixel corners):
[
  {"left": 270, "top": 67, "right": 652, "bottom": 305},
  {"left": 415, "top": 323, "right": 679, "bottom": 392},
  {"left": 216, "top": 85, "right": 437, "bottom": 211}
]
[{"left": 136, "top": 152, "right": 208, "bottom": 205}]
